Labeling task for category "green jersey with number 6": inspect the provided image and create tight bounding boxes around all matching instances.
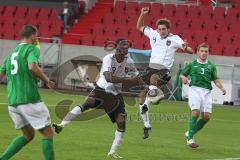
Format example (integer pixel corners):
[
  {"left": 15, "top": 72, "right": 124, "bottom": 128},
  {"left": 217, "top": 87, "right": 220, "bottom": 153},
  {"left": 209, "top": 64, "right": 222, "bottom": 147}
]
[
  {"left": 181, "top": 60, "right": 218, "bottom": 90},
  {"left": 0, "top": 43, "right": 41, "bottom": 106}
]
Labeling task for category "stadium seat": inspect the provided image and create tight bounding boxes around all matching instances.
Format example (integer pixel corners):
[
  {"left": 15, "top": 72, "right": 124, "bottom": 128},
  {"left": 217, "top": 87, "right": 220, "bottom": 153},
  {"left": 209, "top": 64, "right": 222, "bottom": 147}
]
[
  {"left": 94, "top": 36, "right": 107, "bottom": 46},
  {"left": 192, "top": 31, "right": 207, "bottom": 45},
  {"left": 210, "top": 44, "right": 223, "bottom": 56},
  {"left": 175, "top": 5, "right": 188, "bottom": 19},
  {"left": 190, "top": 19, "right": 203, "bottom": 31},
  {"left": 132, "top": 39, "right": 144, "bottom": 49},
  {"left": 80, "top": 35, "right": 94, "bottom": 46},
  {"left": 26, "top": 7, "right": 39, "bottom": 19},
  {"left": 15, "top": 6, "right": 28, "bottom": 19},
  {"left": 176, "top": 19, "right": 190, "bottom": 31},
  {"left": 199, "top": 6, "right": 213, "bottom": 19},
  {"left": 114, "top": 15, "right": 127, "bottom": 25},
  {"left": 92, "top": 23, "right": 105, "bottom": 35},
  {"left": 202, "top": 19, "right": 216, "bottom": 31},
  {"left": 102, "top": 13, "right": 115, "bottom": 24},
  {"left": 206, "top": 32, "right": 221, "bottom": 45},
  {"left": 149, "top": 3, "right": 163, "bottom": 17},
  {"left": 223, "top": 45, "right": 237, "bottom": 56},
  {"left": 187, "top": 5, "right": 200, "bottom": 19},
  {"left": 225, "top": 8, "right": 239, "bottom": 21},
  {"left": 4, "top": 6, "right": 16, "bottom": 14},
  {"left": 117, "top": 26, "right": 130, "bottom": 38},
  {"left": 38, "top": 8, "right": 52, "bottom": 20},
  {"left": 104, "top": 25, "right": 118, "bottom": 37},
  {"left": 139, "top": 2, "right": 151, "bottom": 9},
  {"left": 215, "top": 21, "right": 229, "bottom": 32},
  {"left": 212, "top": 7, "right": 226, "bottom": 21},
  {"left": 162, "top": 4, "right": 176, "bottom": 17},
  {"left": 228, "top": 21, "right": 240, "bottom": 33},
  {"left": 113, "top": 1, "right": 126, "bottom": 14},
  {"left": 219, "top": 32, "right": 233, "bottom": 45},
  {"left": 2, "top": 29, "right": 16, "bottom": 40},
  {"left": 125, "top": 1, "right": 138, "bottom": 15}
]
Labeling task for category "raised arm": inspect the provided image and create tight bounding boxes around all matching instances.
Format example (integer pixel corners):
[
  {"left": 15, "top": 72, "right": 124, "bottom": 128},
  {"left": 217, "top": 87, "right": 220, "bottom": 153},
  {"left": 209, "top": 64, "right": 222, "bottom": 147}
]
[
  {"left": 136, "top": 7, "right": 149, "bottom": 32},
  {"left": 214, "top": 79, "right": 226, "bottom": 95},
  {"left": 182, "top": 41, "right": 194, "bottom": 54}
]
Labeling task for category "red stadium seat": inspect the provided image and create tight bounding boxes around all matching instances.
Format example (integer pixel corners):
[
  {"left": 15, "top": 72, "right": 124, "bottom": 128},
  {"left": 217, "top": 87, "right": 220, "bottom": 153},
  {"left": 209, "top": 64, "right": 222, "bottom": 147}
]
[
  {"left": 175, "top": 5, "right": 188, "bottom": 19},
  {"left": 190, "top": 19, "right": 203, "bottom": 31},
  {"left": 192, "top": 31, "right": 207, "bottom": 44},
  {"left": 139, "top": 2, "right": 151, "bottom": 10},
  {"left": 104, "top": 25, "right": 118, "bottom": 37},
  {"left": 26, "top": 7, "right": 40, "bottom": 19},
  {"left": 215, "top": 20, "right": 229, "bottom": 32},
  {"left": 212, "top": 7, "right": 226, "bottom": 21},
  {"left": 149, "top": 3, "right": 163, "bottom": 17},
  {"left": 117, "top": 26, "right": 130, "bottom": 38},
  {"left": 80, "top": 35, "right": 94, "bottom": 46},
  {"left": 210, "top": 44, "right": 223, "bottom": 56},
  {"left": 102, "top": 13, "right": 115, "bottom": 24},
  {"left": 223, "top": 45, "right": 237, "bottom": 56},
  {"left": 132, "top": 39, "right": 144, "bottom": 49},
  {"left": 225, "top": 8, "right": 239, "bottom": 21},
  {"left": 94, "top": 35, "right": 107, "bottom": 46},
  {"left": 49, "top": 9, "right": 59, "bottom": 20},
  {"left": 15, "top": 6, "right": 28, "bottom": 19},
  {"left": 114, "top": 15, "right": 127, "bottom": 25},
  {"left": 199, "top": 6, "right": 213, "bottom": 19},
  {"left": 176, "top": 19, "right": 190, "bottom": 31},
  {"left": 219, "top": 32, "right": 234, "bottom": 45},
  {"left": 162, "top": 4, "right": 176, "bottom": 17},
  {"left": 187, "top": 5, "right": 200, "bottom": 19},
  {"left": 2, "top": 29, "right": 16, "bottom": 40},
  {"left": 4, "top": 6, "right": 16, "bottom": 14},
  {"left": 202, "top": 19, "right": 216, "bottom": 31},
  {"left": 228, "top": 21, "right": 240, "bottom": 33},
  {"left": 125, "top": 1, "right": 138, "bottom": 15},
  {"left": 114, "top": 1, "right": 126, "bottom": 14},
  {"left": 92, "top": 23, "right": 105, "bottom": 35},
  {"left": 206, "top": 32, "right": 221, "bottom": 45}
]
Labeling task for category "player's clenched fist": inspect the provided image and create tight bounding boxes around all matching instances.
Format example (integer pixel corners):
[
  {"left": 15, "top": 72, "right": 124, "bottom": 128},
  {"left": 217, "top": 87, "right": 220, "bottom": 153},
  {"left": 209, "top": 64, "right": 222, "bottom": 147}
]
[{"left": 141, "top": 7, "right": 149, "bottom": 15}]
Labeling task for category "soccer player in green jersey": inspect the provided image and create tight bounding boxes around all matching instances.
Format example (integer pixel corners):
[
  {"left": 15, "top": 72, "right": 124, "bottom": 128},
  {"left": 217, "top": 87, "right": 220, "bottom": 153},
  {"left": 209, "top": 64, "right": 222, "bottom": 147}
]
[
  {"left": 180, "top": 43, "right": 226, "bottom": 148},
  {"left": 0, "top": 25, "right": 55, "bottom": 160}
]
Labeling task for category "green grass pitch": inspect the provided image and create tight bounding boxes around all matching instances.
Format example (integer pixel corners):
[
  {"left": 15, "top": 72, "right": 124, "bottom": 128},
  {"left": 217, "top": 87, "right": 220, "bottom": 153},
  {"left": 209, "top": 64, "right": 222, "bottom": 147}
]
[{"left": 0, "top": 85, "right": 240, "bottom": 160}]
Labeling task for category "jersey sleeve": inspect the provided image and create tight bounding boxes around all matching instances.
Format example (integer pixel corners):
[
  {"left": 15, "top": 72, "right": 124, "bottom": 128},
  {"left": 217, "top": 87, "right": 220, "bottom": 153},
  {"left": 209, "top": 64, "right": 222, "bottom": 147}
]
[
  {"left": 181, "top": 62, "right": 192, "bottom": 76},
  {"left": 143, "top": 26, "right": 154, "bottom": 39},
  {"left": 174, "top": 35, "right": 185, "bottom": 49},
  {"left": 0, "top": 59, "right": 7, "bottom": 74},
  {"left": 27, "top": 46, "right": 39, "bottom": 64},
  {"left": 211, "top": 63, "right": 218, "bottom": 81},
  {"left": 101, "top": 55, "right": 112, "bottom": 73}
]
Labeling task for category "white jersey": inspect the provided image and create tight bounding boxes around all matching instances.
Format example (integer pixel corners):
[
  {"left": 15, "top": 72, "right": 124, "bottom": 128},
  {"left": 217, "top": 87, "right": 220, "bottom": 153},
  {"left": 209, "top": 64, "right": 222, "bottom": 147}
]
[
  {"left": 144, "top": 26, "right": 184, "bottom": 70},
  {"left": 96, "top": 53, "right": 138, "bottom": 94}
]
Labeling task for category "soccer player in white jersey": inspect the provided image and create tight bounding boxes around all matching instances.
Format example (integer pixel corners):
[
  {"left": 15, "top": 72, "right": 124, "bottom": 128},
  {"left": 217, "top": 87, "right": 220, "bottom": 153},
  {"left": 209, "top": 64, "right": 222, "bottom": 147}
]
[
  {"left": 180, "top": 43, "right": 226, "bottom": 148},
  {"left": 136, "top": 7, "right": 194, "bottom": 139},
  {"left": 52, "top": 39, "right": 142, "bottom": 159}
]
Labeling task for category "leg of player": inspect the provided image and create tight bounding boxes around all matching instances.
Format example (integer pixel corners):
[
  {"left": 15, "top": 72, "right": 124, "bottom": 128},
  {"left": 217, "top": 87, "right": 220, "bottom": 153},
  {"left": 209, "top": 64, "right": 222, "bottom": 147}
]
[
  {"left": 52, "top": 97, "right": 96, "bottom": 134},
  {"left": 186, "top": 109, "right": 200, "bottom": 148},
  {"left": 0, "top": 125, "right": 34, "bottom": 160},
  {"left": 39, "top": 126, "right": 55, "bottom": 160},
  {"left": 194, "top": 112, "right": 210, "bottom": 135},
  {"left": 139, "top": 90, "right": 152, "bottom": 139},
  {"left": 107, "top": 113, "right": 126, "bottom": 159}
]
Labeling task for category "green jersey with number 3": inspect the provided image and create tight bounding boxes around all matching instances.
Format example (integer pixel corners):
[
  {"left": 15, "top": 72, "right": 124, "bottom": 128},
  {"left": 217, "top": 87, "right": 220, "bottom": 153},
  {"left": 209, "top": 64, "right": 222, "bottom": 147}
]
[
  {"left": 0, "top": 43, "right": 41, "bottom": 106},
  {"left": 181, "top": 60, "right": 218, "bottom": 90}
]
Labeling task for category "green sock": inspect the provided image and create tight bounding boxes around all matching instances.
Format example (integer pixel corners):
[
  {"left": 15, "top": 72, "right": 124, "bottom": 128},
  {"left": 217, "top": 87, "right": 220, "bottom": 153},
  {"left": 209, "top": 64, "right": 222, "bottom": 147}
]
[
  {"left": 194, "top": 118, "right": 208, "bottom": 135},
  {"left": 0, "top": 136, "right": 28, "bottom": 160},
  {"left": 41, "top": 138, "right": 55, "bottom": 160},
  {"left": 188, "top": 115, "right": 198, "bottom": 140}
]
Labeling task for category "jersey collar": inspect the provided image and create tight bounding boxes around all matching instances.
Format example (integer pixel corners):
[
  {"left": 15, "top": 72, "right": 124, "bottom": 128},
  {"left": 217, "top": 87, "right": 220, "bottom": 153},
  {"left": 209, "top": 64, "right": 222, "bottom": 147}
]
[{"left": 197, "top": 59, "right": 208, "bottom": 64}]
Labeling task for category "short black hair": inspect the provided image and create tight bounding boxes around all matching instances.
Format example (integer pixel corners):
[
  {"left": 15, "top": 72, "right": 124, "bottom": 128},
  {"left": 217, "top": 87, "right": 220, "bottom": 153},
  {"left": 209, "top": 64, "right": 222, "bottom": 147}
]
[
  {"left": 20, "top": 25, "right": 37, "bottom": 38},
  {"left": 156, "top": 18, "right": 171, "bottom": 28},
  {"left": 115, "top": 38, "right": 126, "bottom": 46}
]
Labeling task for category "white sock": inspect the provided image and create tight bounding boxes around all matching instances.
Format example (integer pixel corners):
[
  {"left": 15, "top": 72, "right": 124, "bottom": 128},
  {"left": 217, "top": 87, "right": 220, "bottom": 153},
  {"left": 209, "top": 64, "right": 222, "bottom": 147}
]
[
  {"left": 109, "top": 130, "right": 124, "bottom": 154},
  {"left": 139, "top": 104, "right": 151, "bottom": 128},
  {"left": 60, "top": 106, "right": 82, "bottom": 127}
]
